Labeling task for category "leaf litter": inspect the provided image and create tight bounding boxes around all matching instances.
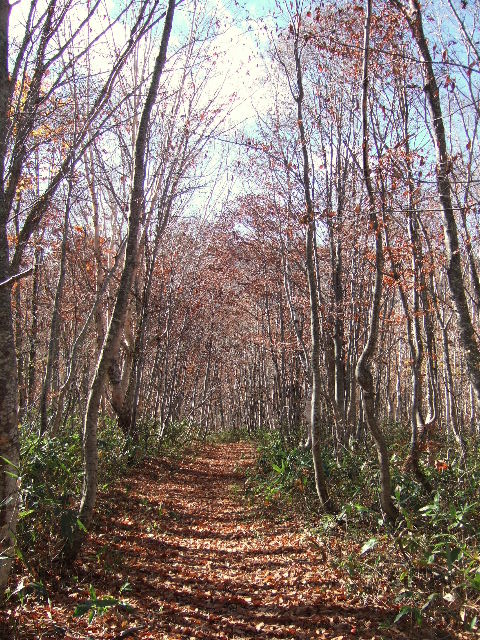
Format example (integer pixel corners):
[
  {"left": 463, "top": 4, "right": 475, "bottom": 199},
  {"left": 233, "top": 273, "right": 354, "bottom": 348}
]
[{"left": 0, "top": 443, "right": 471, "bottom": 639}]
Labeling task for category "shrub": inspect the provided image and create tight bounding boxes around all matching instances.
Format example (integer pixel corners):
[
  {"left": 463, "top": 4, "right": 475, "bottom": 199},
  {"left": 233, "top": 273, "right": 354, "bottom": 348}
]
[{"left": 17, "top": 418, "right": 83, "bottom": 563}]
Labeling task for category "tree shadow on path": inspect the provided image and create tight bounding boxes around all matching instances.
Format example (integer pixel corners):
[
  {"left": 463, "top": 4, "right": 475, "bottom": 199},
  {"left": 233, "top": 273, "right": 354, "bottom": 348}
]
[{"left": 2, "top": 443, "right": 457, "bottom": 639}]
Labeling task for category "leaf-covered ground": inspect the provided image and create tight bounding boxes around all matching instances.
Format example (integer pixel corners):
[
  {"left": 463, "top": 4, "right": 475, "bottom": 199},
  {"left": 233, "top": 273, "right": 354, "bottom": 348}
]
[{"left": 1, "top": 443, "right": 471, "bottom": 639}]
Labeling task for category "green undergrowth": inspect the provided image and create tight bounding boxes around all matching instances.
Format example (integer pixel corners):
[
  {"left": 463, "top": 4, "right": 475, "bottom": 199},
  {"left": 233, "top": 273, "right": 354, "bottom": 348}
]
[
  {"left": 15, "top": 415, "right": 198, "bottom": 577},
  {"left": 245, "top": 428, "right": 480, "bottom": 633}
]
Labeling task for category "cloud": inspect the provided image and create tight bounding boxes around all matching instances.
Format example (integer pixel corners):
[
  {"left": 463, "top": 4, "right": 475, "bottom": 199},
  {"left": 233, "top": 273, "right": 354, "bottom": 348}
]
[{"left": 197, "top": 0, "right": 273, "bottom": 128}]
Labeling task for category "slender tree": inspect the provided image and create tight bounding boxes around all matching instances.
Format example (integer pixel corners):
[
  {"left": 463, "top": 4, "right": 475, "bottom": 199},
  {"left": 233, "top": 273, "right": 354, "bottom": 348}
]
[
  {"left": 65, "top": 0, "right": 178, "bottom": 560},
  {"left": 391, "top": 0, "right": 480, "bottom": 404},
  {"left": 356, "top": 0, "right": 398, "bottom": 523}
]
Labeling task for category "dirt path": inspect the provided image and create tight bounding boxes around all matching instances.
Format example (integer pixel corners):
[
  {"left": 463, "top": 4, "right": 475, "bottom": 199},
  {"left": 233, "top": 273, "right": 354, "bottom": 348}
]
[{"left": 5, "top": 443, "right": 457, "bottom": 639}]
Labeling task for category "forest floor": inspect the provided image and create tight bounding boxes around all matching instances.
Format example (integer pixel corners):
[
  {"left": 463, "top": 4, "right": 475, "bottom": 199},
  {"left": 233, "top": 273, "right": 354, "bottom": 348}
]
[{"left": 1, "top": 442, "right": 472, "bottom": 639}]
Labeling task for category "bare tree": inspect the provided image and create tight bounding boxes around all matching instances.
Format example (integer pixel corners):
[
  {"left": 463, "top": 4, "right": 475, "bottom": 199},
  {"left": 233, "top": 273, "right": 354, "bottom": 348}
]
[
  {"left": 356, "top": 0, "right": 398, "bottom": 523},
  {"left": 391, "top": 0, "right": 480, "bottom": 404},
  {"left": 0, "top": 0, "right": 160, "bottom": 593},
  {"left": 64, "top": 0, "right": 178, "bottom": 561}
]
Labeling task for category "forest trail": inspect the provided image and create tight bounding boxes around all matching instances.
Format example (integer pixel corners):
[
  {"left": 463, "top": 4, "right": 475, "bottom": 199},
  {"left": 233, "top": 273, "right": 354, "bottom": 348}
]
[{"left": 7, "top": 443, "right": 455, "bottom": 639}]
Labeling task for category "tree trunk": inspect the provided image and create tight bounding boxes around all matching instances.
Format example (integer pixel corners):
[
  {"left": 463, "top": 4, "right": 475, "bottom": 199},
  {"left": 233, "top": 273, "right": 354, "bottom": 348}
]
[
  {"left": 27, "top": 245, "right": 41, "bottom": 406},
  {"left": 356, "top": 0, "right": 398, "bottom": 524},
  {"left": 63, "top": 0, "right": 177, "bottom": 561},
  {"left": 39, "top": 173, "right": 73, "bottom": 435},
  {"left": 292, "top": 19, "right": 334, "bottom": 513},
  {"left": 393, "top": 0, "right": 480, "bottom": 403},
  {"left": 0, "top": 228, "right": 20, "bottom": 595},
  {"left": 0, "top": 0, "right": 20, "bottom": 593}
]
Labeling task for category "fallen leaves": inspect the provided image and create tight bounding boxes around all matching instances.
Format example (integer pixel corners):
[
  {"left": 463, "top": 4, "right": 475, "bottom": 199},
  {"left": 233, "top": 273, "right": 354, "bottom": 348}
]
[{"left": 1, "top": 443, "right": 472, "bottom": 639}]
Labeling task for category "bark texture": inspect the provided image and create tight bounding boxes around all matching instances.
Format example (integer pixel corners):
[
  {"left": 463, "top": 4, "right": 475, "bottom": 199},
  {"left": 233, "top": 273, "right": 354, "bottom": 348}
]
[
  {"left": 0, "top": 0, "right": 20, "bottom": 595},
  {"left": 64, "top": 0, "right": 177, "bottom": 560},
  {"left": 393, "top": 0, "right": 480, "bottom": 403},
  {"left": 355, "top": 0, "right": 398, "bottom": 524},
  {"left": 293, "top": 21, "right": 334, "bottom": 513}
]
